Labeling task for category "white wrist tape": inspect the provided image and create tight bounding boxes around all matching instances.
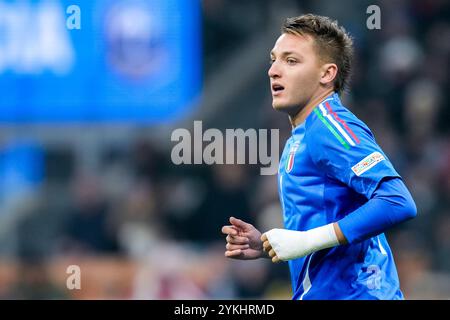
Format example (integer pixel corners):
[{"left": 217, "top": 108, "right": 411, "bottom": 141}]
[{"left": 264, "top": 223, "right": 339, "bottom": 261}]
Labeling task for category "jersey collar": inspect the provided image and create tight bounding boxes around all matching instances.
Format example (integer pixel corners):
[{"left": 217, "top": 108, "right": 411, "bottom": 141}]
[{"left": 291, "top": 91, "right": 338, "bottom": 134}]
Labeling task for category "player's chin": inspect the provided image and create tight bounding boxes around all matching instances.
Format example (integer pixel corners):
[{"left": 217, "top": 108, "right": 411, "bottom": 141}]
[{"left": 272, "top": 100, "right": 290, "bottom": 112}]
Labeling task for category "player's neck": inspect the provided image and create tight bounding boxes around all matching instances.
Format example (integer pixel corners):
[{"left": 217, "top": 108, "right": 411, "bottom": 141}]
[{"left": 289, "top": 89, "right": 334, "bottom": 128}]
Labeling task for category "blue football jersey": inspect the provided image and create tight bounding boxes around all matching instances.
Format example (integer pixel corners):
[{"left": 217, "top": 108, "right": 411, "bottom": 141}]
[{"left": 278, "top": 92, "right": 404, "bottom": 300}]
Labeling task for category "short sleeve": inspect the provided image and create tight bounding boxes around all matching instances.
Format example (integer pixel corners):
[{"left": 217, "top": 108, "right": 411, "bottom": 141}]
[{"left": 306, "top": 106, "right": 400, "bottom": 199}]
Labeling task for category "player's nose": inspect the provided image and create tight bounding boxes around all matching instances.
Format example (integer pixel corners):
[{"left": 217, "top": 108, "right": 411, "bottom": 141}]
[{"left": 268, "top": 61, "right": 281, "bottom": 78}]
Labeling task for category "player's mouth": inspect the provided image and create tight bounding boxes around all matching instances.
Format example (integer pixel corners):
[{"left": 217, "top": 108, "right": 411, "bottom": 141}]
[{"left": 271, "top": 83, "right": 285, "bottom": 96}]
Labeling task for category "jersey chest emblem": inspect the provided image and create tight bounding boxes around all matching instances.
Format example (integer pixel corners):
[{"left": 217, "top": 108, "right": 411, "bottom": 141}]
[{"left": 286, "top": 141, "right": 300, "bottom": 173}]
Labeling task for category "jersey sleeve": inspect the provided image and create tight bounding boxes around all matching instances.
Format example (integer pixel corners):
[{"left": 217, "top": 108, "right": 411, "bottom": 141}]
[{"left": 306, "top": 106, "right": 400, "bottom": 199}]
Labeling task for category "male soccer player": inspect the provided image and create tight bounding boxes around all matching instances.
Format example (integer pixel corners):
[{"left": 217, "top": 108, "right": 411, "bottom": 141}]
[{"left": 221, "top": 14, "right": 417, "bottom": 299}]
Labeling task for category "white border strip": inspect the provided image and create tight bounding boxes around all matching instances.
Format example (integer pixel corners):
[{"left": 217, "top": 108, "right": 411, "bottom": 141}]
[
  {"left": 299, "top": 253, "right": 314, "bottom": 300},
  {"left": 377, "top": 236, "right": 387, "bottom": 255}
]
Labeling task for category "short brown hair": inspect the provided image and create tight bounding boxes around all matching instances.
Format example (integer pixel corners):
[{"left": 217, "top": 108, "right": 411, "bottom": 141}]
[{"left": 282, "top": 14, "right": 354, "bottom": 95}]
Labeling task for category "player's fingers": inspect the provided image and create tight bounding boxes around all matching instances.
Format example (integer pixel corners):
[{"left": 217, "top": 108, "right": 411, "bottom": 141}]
[
  {"left": 221, "top": 225, "right": 238, "bottom": 236},
  {"left": 226, "top": 234, "right": 249, "bottom": 245},
  {"left": 269, "top": 249, "right": 276, "bottom": 258},
  {"left": 272, "top": 256, "right": 280, "bottom": 263},
  {"left": 262, "top": 240, "right": 272, "bottom": 252},
  {"left": 230, "top": 217, "right": 252, "bottom": 229},
  {"left": 224, "top": 249, "right": 242, "bottom": 258},
  {"left": 261, "top": 233, "right": 268, "bottom": 242},
  {"left": 226, "top": 243, "right": 249, "bottom": 251}
]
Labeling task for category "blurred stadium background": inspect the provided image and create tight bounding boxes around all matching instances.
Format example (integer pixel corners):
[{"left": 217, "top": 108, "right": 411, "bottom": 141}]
[{"left": 0, "top": 0, "right": 449, "bottom": 299}]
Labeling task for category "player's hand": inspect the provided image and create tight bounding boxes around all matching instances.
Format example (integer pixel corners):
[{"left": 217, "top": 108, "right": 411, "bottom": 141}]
[
  {"left": 261, "top": 233, "right": 281, "bottom": 263},
  {"left": 221, "top": 217, "right": 264, "bottom": 260}
]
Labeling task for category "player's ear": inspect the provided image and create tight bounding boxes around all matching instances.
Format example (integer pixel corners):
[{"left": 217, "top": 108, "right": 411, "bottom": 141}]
[{"left": 319, "top": 63, "right": 338, "bottom": 86}]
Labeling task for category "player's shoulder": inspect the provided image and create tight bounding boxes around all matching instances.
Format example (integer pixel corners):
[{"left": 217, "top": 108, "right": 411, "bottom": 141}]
[{"left": 305, "top": 93, "right": 374, "bottom": 150}]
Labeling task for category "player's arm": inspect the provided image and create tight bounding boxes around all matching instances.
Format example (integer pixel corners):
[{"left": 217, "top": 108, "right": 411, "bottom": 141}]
[
  {"left": 261, "top": 177, "right": 416, "bottom": 262},
  {"left": 336, "top": 176, "right": 416, "bottom": 244}
]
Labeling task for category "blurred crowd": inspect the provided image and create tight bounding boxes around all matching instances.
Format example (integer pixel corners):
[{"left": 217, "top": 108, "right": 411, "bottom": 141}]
[{"left": 0, "top": 0, "right": 449, "bottom": 299}]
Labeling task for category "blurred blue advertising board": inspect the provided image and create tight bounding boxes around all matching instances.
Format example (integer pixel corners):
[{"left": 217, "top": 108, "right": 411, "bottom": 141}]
[
  {"left": 0, "top": 0, "right": 201, "bottom": 123},
  {"left": 0, "top": 141, "right": 43, "bottom": 207}
]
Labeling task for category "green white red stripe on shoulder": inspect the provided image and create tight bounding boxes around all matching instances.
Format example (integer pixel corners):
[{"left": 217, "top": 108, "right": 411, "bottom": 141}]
[{"left": 313, "top": 100, "right": 360, "bottom": 150}]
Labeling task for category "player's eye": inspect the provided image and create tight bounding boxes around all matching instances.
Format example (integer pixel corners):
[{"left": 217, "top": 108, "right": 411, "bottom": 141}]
[
  {"left": 286, "top": 58, "right": 297, "bottom": 65},
  {"left": 269, "top": 58, "right": 275, "bottom": 64}
]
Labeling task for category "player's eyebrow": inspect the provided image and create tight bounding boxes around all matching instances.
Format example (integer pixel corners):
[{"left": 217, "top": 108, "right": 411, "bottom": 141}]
[{"left": 270, "top": 51, "right": 302, "bottom": 59}]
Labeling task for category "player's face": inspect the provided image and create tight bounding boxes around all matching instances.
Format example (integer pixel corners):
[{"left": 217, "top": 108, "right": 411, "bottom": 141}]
[{"left": 268, "top": 33, "right": 323, "bottom": 115}]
